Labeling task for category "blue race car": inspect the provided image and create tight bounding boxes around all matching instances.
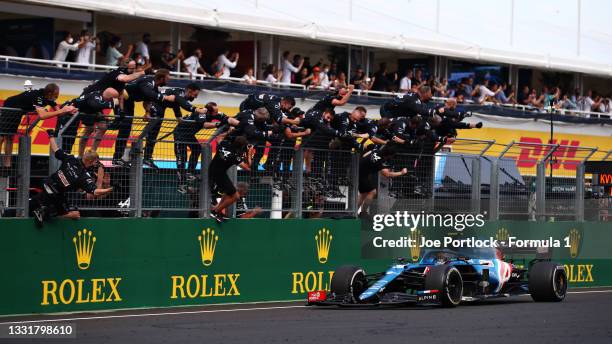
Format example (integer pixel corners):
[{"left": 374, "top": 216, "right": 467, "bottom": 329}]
[{"left": 308, "top": 247, "right": 567, "bottom": 307}]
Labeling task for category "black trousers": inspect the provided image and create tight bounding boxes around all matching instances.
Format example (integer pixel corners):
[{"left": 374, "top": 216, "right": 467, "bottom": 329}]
[
  {"left": 112, "top": 99, "right": 135, "bottom": 160},
  {"left": 174, "top": 135, "right": 201, "bottom": 182},
  {"left": 143, "top": 117, "right": 163, "bottom": 160}
]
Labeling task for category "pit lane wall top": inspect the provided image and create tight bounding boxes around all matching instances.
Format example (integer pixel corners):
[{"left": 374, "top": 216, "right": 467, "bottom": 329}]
[
  {"left": 0, "top": 74, "right": 610, "bottom": 162},
  {"left": 0, "top": 218, "right": 609, "bottom": 316}
]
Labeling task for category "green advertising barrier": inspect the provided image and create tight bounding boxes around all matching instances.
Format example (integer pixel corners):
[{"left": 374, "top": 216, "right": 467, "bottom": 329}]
[
  {"left": 1, "top": 218, "right": 611, "bottom": 316},
  {"left": 0, "top": 218, "right": 388, "bottom": 316}
]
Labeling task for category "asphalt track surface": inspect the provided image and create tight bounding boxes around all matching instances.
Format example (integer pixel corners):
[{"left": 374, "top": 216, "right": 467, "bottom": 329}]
[{"left": 1, "top": 288, "right": 612, "bottom": 344}]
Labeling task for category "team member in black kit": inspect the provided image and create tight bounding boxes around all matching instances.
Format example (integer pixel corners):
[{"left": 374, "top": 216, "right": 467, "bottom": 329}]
[
  {"left": 379, "top": 85, "right": 444, "bottom": 119},
  {"left": 357, "top": 145, "right": 407, "bottom": 217},
  {"left": 31, "top": 130, "right": 113, "bottom": 226},
  {"left": 307, "top": 85, "right": 354, "bottom": 115},
  {"left": 81, "top": 60, "right": 143, "bottom": 96},
  {"left": 209, "top": 135, "right": 253, "bottom": 223},
  {"left": 112, "top": 69, "right": 176, "bottom": 167},
  {"left": 173, "top": 102, "right": 234, "bottom": 193},
  {"left": 0, "top": 83, "right": 75, "bottom": 168},
  {"left": 55, "top": 87, "right": 120, "bottom": 156},
  {"left": 142, "top": 83, "right": 203, "bottom": 169},
  {"left": 239, "top": 93, "right": 299, "bottom": 125}
]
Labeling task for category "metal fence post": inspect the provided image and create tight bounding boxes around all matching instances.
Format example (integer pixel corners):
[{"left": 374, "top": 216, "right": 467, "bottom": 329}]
[
  {"left": 489, "top": 158, "right": 499, "bottom": 221},
  {"left": 536, "top": 161, "right": 546, "bottom": 221},
  {"left": 199, "top": 143, "right": 212, "bottom": 218},
  {"left": 575, "top": 162, "right": 585, "bottom": 222},
  {"left": 471, "top": 157, "right": 481, "bottom": 214},
  {"left": 350, "top": 151, "right": 359, "bottom": 217},
  {"left": 294, "top": 147, "right": 304, "bottom": 219},
  {"left": 228, "top": 166, "right": 237, "bottom": 218},
  {"left": 129, "top": 140, "right": 144, "bottom": 218},
  {"left": 16, "top": 136, "right": 31, "bottom": 217}
]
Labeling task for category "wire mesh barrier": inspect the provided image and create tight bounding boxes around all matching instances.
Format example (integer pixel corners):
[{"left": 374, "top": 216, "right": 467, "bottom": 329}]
[
  {"left": 1, "top": 108, "right": 610, "bottom": 221},
  {"left": 0, "top": 107, "right": 31, "bottom": 217}
]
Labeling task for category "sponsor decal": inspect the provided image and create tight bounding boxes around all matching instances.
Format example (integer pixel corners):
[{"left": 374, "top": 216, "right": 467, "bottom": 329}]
[
  {"left": 410, "top": 228, "right": 421, "bottom": 262},
  {"left": 291, "top": 228, "right": 335, "bottom": 294},
  {"left": 568, "top": 228, "right": 582, "bottom": 259},
  {"left": 170, "top": 228, "right": 240, "bottom": 300},
  {"left": 41, "top": 229, "right": 123, "bottom": 306}
]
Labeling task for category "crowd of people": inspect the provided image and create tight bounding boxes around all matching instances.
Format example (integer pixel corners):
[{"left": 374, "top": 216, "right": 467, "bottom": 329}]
[
  {"left": 45, "top": 30, "right": 612, "bottom": 117},
  {"left": 0, "top": 56, "right": 483, "bottom": 224}
]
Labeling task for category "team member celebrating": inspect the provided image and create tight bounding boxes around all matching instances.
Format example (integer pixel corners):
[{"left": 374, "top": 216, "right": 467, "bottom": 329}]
[
  {"left": 307, "top": 85, "right": 354, "bottom": 115},
  {"left": 379, "top": 85, "right": 444, "bottom": 118},
  {"left": 173, "top": 102, "right": 234, "bottom": 193},
  {"left": 209, "top": 136, "right": 252, "bottom": 223},
  {"left": 56, "top": 87, "right": 119, "bottom": 156},
  {"left": 357, "top": 145, "right": 407, "bottom": 218},
  {"left": 111, "top": 69, "right": 175, "bottom": 167},
  {"left": 31, "top": 130, "right": 113, "bottom": 226},
  {"left": 0, "top": 83, "right": 75, "bottom": 168},
  {"left": 142, "top": 83, "right": 203, "bottom": 169}
]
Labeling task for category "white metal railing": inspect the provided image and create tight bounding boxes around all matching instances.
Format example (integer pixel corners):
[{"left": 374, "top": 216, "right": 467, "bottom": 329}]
[{"left": 1, "top": 54, "right": 611, "bottom": 119}]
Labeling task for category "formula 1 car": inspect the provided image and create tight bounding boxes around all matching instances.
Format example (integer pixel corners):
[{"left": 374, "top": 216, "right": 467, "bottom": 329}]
[{"left": 308, "top": 247, "right": 567, "bottom": 307}]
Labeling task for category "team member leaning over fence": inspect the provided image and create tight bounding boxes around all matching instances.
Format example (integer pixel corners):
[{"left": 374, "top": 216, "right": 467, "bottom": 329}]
[
  {"left": 173, "top": 102, "right": 238, "bottom": 194},
  {"left": 357, "top": 145, "right": 408, "bottom": 218},
  {"left": 209, "top": 135, "right": 253, "bottom": 223},
  {"left": 142, "top": 83, "right": 204, "bottom": 169},
  {"left": 55, "top": 87, "right": 120, "bottom": 157},
  {"left": 111, "top": 69, "right": 176, "bottom": 167},
  {"left": 31, "top": 130, "right": 113, "bottom": 226},
  {"left": 0, "top": 83, "right": 76, "bottom": 169},
  {"left": 265, "top": 107, "right": 311, "bottom": 178},
  {"left": 379, "top": 85, "right": 444, "bottom": 119}
]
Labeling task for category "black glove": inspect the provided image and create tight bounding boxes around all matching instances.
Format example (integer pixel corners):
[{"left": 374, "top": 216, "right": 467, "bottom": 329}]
[
  {"left": 475, "top": 122, "right": 483, "bottom": 128},
  {"left": 46, "top": 129, "right": 57, "bottom": 137}
]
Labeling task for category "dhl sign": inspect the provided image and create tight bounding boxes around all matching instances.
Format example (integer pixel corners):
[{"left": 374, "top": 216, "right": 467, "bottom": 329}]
[{"left": 509, "top": 137, "right": 581, "bottom": 171}]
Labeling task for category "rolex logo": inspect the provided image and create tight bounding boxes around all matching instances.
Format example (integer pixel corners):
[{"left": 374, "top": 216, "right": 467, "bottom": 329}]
[
  {"left": 315, "top": 228, "right": 332, "bottom": 264},
  {"left": 496, "top": 227, "right": 510, "bottom": 245},
  {"left": 73, "top": 229, "right": 96, "bottom": 270},
  {"left": 568, "top": 228, "right": 582, "bottom": 259},
  {"left": 198, "top": 228, "right": 219, "bottom": 266},
  {"left": 409, "top": 229, "right": 421, "bottom": 262}
]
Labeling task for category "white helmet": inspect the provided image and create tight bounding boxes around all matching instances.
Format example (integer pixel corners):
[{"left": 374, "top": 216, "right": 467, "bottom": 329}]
[{"left": 24, "top": 80, "right": 33, "bottom": 90}]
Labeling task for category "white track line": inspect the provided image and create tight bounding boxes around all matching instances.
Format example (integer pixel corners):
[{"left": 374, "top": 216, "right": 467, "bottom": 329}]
[{"left": 1, "top": 289, "right": 611, "bottom": 325}]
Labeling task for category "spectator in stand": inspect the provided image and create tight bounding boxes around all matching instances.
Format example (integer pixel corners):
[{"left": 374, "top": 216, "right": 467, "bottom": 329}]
[
  {"left": 160, "top": 43, "right": 182, "bottom": 71},
  {"left": 544, "top": 87, "right": 561, "bottom": 108},
  {"left": 559, "top": 92, "right": 578, "bottom": 110},
  {"left": 434, "top": 77, "right": 448, "bottom": 97},
  {"left": 411, "top": 69, "right": 426, "bottom": 91},
  {"left": 53, "top": 33, "right": 80, "bottom": 65},
  {"left": 334, "top": 72, "right": 348, "bottom": 89},
  {"left": 183, "top": 48, "right": 208, "bottom": 78},
  {"left": 327, "top": 73, "right": 338, "bottom": 89},
  {"left": 528, "top": 88, "right": 544, "bottom": 108},
  {"left": 106, "top": 36, "right": 133, "bottom": 66},
  {"left": 215, "top": 49, "right": 239, "bottom": 79},
  {"left": 305, "top": 66, "right": 322, "bottom": 89},
  {"left": 319, "top": 64, "right": 331, "bottom": 89},
  {"left": 462, "top": 77, "right": 474, "bottom": 100},
  {"left": 281, "top": 51, "right": 304, "bottom": 85},
  {"left": 516, "top": 85, "right": 529, "bottom": 106},
  {"left": 133, "top": 52, "right": 146, "bottom": 67},
  {"left": 591, "top": 93, "right": 604, "bottom": 113},
  {"left": 495, "top": 83, "right": 515, "bottom": 104},
  {"left": 295, "top": 67, "right": 309, "bottom": 86},
  {"left": 263, "top": 64, "right": 281, "bottom": 83},
  {"left": 134, "top": 33, "right": 151, "bottom": 64},
  {"left": 399, "top": 69, "right": 412, "bottom": 93},
  {"left": 371, "top": 63, "right": 396, "bottom": 92},
  {"left": 351, "top": 67, "right": 369, "bottom": 90},
  {"left": 476, "top": 79, "right": 500, "bottom": 104},
  {"left": 242, "top": 67, "right": 257, "bottom": 85},
  {"left": 76, "top": 30, "right": 99, "bottom": 65}
]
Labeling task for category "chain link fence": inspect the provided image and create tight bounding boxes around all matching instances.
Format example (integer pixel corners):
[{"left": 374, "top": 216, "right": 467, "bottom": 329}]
[{"left": 1, "top": 107, "right": 610, "bottom": 221}]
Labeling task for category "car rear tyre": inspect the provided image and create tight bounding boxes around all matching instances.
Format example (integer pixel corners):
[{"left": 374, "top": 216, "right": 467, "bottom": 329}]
[
  {"left": 424, "top": 265, "right": 463, "bottom": 307},
  {"left": 330, "top": 265, "right": 367, "bottom": 301},
  {"left": 529, "top": 261, "right": 567, "bottom": 302}
]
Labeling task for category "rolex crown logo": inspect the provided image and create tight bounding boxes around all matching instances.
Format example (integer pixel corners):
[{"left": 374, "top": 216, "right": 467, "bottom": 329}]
[
  {"left": 496, "top": 227, "right": 510, "bottom": 246},
  {"left": 198, "top": 228, "right": 219, "bottom": 267},
  {"left": 315, "top": 228, "right": 332, "bottom": 264},
  {"left": 568, "top": 228, "right": 581, "bottom": 259},
  {"left": 409, "top": 228, "right": 421, "bottom": 262},
  {"left": 73, "top": 229, "right": 96, "bottom": 270}
]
